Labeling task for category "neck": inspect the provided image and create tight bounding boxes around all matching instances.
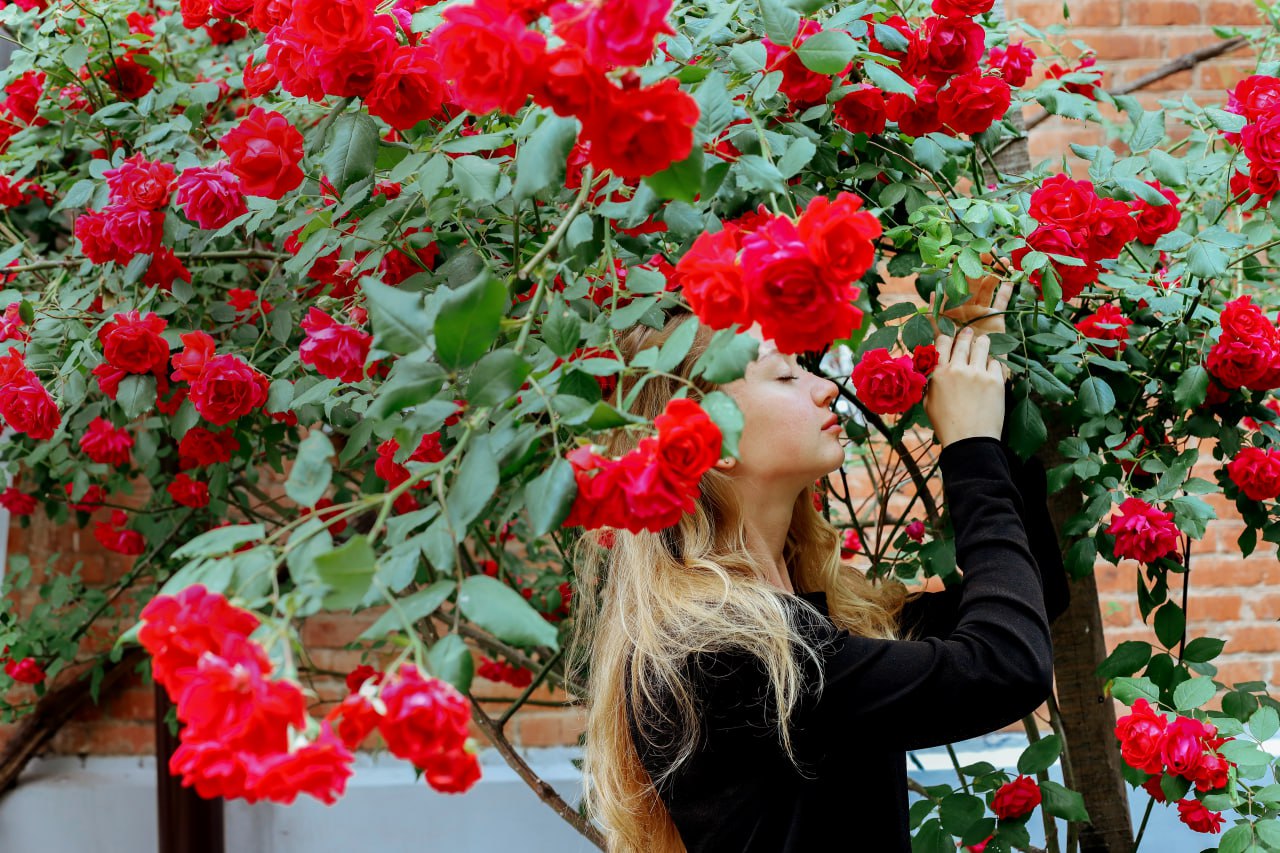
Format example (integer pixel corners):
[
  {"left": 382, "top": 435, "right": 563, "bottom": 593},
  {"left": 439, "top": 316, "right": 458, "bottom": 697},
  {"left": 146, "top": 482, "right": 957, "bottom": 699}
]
[{"left": 735, "top": 479, "right": 801, "bottom": 594}]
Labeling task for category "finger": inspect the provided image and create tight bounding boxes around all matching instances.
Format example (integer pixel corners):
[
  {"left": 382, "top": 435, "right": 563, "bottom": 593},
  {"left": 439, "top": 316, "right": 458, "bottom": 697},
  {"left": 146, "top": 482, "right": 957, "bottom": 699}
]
[
  {"left": 935, "top": 333, "right": 953, "bottom": 364},
  {"left": 993, "top": 278, "right": 1015, "bottom": 313},
  {"left": 951, "top": 327, "right": 973, "bottom": 365},
  {"left": 969, "top": 332, "right": 991, "bottom": 368}
]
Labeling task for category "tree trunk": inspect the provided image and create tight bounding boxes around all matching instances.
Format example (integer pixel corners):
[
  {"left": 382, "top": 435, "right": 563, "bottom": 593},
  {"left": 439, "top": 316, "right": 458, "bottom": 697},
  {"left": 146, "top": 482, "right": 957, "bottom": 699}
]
[
  {"left": 1043, "top": 425, "right": 1134, "bottom": 853},
  {"left": 155, "top": 687, "right": 224, "bottom": 853}
]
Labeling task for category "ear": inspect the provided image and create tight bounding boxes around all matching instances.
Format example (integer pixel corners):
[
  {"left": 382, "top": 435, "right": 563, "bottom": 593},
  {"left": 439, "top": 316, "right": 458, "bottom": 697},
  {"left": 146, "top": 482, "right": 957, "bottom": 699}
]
[{"left": 713, "top": 456, "right": 736, "bottom": 471}]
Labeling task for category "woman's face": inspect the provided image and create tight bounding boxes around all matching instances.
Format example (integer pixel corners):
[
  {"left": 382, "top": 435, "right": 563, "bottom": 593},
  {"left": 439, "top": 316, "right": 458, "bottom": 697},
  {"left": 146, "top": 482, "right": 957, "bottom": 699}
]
[{"left": 713, "top": 323, "right": 844, "bottom": 488}]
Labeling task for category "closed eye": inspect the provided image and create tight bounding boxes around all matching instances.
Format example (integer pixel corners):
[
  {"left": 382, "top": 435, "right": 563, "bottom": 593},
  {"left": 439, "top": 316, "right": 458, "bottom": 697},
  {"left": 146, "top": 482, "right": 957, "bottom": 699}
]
[{"left": 778, "top": 375, "right": 799, "bottom": 382}]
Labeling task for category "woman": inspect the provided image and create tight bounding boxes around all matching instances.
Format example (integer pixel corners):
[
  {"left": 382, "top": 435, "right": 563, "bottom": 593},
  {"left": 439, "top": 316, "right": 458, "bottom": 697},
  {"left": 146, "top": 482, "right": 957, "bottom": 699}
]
[{"left": 567, "top": 286, "right": 1071, "bottom": 852}]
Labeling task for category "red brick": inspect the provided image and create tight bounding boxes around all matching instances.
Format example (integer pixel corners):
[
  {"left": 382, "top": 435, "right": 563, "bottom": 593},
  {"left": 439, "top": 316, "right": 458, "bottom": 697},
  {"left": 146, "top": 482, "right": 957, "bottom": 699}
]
[
  {"left": 300, "top": 611, "right": 380, "bottom": 647},
  {"left": 1204, "top": 0, "right": 1267, "bottom": 25},
  {"left": 515, "top": 708, "right": 587, "bottom": 748},
  {"left": 1193, "top": 555, "right": 1280, "bottom": 588},
  {"left": 1067, "top": 29, "right": 1163, "bottom": 61},
  {"left": 1186, "top": 593, "right": 1244, "bottom": 623},
  {"left": 52, "top": 721, "right": 154, "bottom": 755},
  {"left": 1246, "top": 593, "right": 1280, "bottom": 621},
  {"left": 1215, "top": 659, "right": 1271, "bottom": 687},
  {"left": 1008, "top": 0, "right": 1123, "bottom": 26},
  {"left": 1126, "top": 0, "right": 1202, "bottom": 25},
  {"left": 1166, "top": 31, "right": 1255, "bottom": 59},
  {"left": 1113, "top": 63, "right": 1196, "bottom": 92},
  {"left": 1224, "top": 625, "right": 1280, "bottom": 654},
  {"left": 1199, "top": 61, "right": 1257, "bottom": 92},
  {"left": 1100, "top": 599, "right": 1136, "bottom": 627}
]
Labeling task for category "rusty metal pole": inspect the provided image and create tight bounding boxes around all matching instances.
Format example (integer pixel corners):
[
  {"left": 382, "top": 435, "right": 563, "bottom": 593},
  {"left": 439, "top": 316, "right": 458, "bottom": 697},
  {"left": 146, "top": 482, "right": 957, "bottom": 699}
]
[{"left": 155, "top": 685, "right": 225, "bottom": 853}]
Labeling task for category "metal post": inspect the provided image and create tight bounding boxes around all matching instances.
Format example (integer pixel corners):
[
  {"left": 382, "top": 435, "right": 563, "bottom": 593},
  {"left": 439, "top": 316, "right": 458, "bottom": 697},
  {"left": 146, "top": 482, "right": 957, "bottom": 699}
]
[{"left": 155, "top": 686, "right": 225, "bottom": 853}]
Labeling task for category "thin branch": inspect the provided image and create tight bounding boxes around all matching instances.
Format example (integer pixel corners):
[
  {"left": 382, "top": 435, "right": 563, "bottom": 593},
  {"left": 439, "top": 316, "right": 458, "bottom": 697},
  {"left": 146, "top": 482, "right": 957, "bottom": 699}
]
[{"left": 4, "top": 250, "right": 289, "bottom": 275}]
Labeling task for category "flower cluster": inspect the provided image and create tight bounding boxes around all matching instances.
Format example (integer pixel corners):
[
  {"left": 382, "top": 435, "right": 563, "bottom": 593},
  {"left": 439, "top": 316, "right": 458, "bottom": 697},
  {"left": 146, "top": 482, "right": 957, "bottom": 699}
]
[
  {"left": 1074, "top": 303, "right": 1133, "bottom": 359},
  {"left": 1206, "top": 295, "right": 1280, "bottom": 394},
  {"left": 1115, "top": 698, "right": 1235, "bottom": 834},
  {"left": 1225, "top": 75, "right": 1280, "bottom": 209},
  {"left": 1105, "top": 497, "right": 1181, "bottom": 564},
  {"left": 0, "top": 347, "right": 60, "bottom": 440},
  {"left": 675, "top": 194, "right": 879, "bottom": 354},
  {"left": 1012, "top": 174, "right": 1177, "bottom": 302},
  {"left": 477, "top": 656, "right": 534, "bottom": 688},
  {"left": 170, "top": 331, "right": 270, "bottom": 426},
  {"left": 325, "top": 663, "right": 481, "bottom": 794},
  {"left": 140, "top": 585, "right": 355, "bottom": 804},
  {"left": 563, "top": 398, "right": 723, "bottom": 533}
]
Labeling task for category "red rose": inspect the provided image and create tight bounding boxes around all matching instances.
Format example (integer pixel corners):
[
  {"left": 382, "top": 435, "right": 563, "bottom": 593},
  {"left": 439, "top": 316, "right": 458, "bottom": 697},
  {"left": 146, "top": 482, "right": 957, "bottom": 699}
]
[
  {"left": 932, "top": 0, "right": 994, "bottom": 16},
  {"left": 673, "top": 226, "right": 751, "bottom": 331},
  {"left": 74, "top": 209, "right": 130, "bottom": 265},
  {"left": 795, "top": 192, "right": 882, "bottom": 287},
  {"left": 1141, "top": 773, "right": 1168, "bottom": 803},
  {"left": 172, "top": 331, "right": 217, "bottom": 384},
  {"left": 1130, "top": 181, "right": 1181, "bottom": 245},
  {"left": 94, "top": 510, "right": 146, "bottom": 555},
  {"left": 103, "top": 204, "right": 165, "bottom": 258},
  {"left": 4, "top": 657, "right": 45, "bottom": 684},
  {"left": 549, "top": 0, "right": 674, "bottom": 70},
  {"left": 1114, "top": 698, "right": 1167, "bottom": 775},
  {"left": 102, "top": 51, "right": 156, "bottom": 100},
  {"left": 1228, "top": 75, "right": 1280, "bottom": 124},
  {"left": 366, "top": 46, "right": 446, "bottom": 131},
  {"left": 250, "top": 723, "right": 354, "bottom": 805},
  {"left": 1029, "top": 173, "right": 1098, "bottom": 233},
  {"left": 265, "top": 26, "right": 327, "bottom": 102},
  {"left": 912, "top": 343, "right": 939, "bottom": 375},
  {"left": 144, "top": 248, "right": 193, "bottom": 293},
  {"left": 299, "top": 307, "right": 372, "bottom": 383},
  {"left": 242, "top": 55, "right": 279, "bottom": 99},
  {"left": 428, "top": 1, "right": 547, "bottom": 116},
  {"left": 290, "top": 0, "right": 371, "bottom": 47},
  {"left": 312, "top": 17, "right": 399, "bottom": 99},
  {"left": 991, "top": 775, "right": 1041, "bottom": 820},
  {"left": 1207, "top": 337, "right": 1280, "bottom": 391},
  {"left": 1074, "top": 303, "right": 1132, "bottom": 358},
  {"left": 1226, "top": 446, "right": 1280, "bottom": 501},
  {"left": 1176, "top": 799, "right": 1224, "bottom": 834},
  {"left": 580, "top": 77, "right": 699, "bottom": 180},
  {"left": 1219, "top": 294, "right": 1276, "bottom": 345},
  {"left": 534, "top": 44, "right": 611, "bottom": 119},
  {"left": 615, "top": 437, "right": 698, "bottom": 530},
  {"left": 176, "top": 162, "right": 248, "bottom": 229},
  {"left": 834, "top": 85, "right": 888, "bottom": 136},
  {"left": 0, "top": 487, "right": 36, "bottom": 515},
  {"left": 377, "top": 664, "right": 473, "bottom": 770},
  {"left": 181, "top": 0, "right": 212, "bottom": 27},
  {"left": 179, "top": 426, "right": 241, "bottom": 468},
  {"left": 1010, "top": 225, "right": 1098, "bottom": 302},
  {"left": 103, "top": 153, "right": 175, "bottom": 210},
  {"left": 987, "top": 42, "right": 1035, "bottom": 87},
  {"left": 378, "top": 228, "right": 440, "bottom": 285},
  {"left": 866, "top": 14, "right": 913, "bottom": 62},
  {"left": 653, "top": 398, "right": 722, "bottom": 485},
  {"left": 905, "top": 17, "right": 985, "bottom": 84},
  {"left": 422, "top": 747, "right": 482, "bottom": 794},
  {"left": 1191, "top": 750, "right": 1231, "bottom": 793},
  {"left": 852, "top": 348, "right": 927, "bottom": 414},
  {"left": 762, "top": 19, "right": 842, "bottom": 109},
  {"left": 100, "top": 311, "right": 170, "bottom": 375},
  {"left": 885, "top": 80, "right": 942, "bottom": 137},
  {"left": 251, "top": 0, "right": 293, "bottom": 32},
  {"left": 4, "top": 70, "right": 44, "bottom": 125},
  {"left": 188, "top": 353, "right": 270, "bottom": 425},
  {"left": 905, "top": 519, "right": 926, "bottom": 542},
  {"left": 1242, "top": 110, "right": 1280, "bottom": 171},
  {"left": 1105, "top": 497, "right": 1181, "bottom": 563},
  {"left": 80, "top": 417, "right": 134, "bottom": 467},
  {"left": 375, "top": 434, "right": 445, "bottom": 489},
  {"left": 1046, "top": 54, "right": 1102, "bottom": 98},
  {"left": 741, "top": 215, "right": 864, "bottom": 354},
  {"left": 840, "top": 528, "right": 862, "bottom": 558},
  {"left": 937, "top": 71, "right": 1011, "bottom": 135},
  {"left": 218, "top": 107, "right": 305, "bottom": 200},
  {"left": 168, "top": 472, "right": 211, "bottom": 508},
  {"left": 64, "top": 482, "right": 106, "bottom": 513},
  {"left": 1087, "top": 198, "right": 1139, "bottom": 261}
]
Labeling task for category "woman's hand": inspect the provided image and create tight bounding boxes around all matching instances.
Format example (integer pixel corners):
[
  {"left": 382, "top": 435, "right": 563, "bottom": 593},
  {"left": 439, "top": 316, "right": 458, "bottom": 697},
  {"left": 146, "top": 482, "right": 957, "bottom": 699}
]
[
  {"left": 924, "top": 326, "right": 1007, "bottom": 448},
  {"left": 927, "top": 269, "right": 1015, "bottom": 340}
]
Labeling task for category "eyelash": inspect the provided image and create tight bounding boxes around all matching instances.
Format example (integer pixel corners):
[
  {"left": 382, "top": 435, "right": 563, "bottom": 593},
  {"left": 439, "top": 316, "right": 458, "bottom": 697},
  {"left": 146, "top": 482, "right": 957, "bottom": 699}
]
[{"left": 778, "top": 375, "right": 799, "bottom": 382}]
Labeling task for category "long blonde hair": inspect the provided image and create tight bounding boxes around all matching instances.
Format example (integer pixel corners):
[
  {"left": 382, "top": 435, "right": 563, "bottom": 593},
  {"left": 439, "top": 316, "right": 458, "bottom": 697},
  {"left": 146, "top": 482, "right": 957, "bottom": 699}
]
[{"left": 566, "top": 311, "right": 922, "bottom": 852}]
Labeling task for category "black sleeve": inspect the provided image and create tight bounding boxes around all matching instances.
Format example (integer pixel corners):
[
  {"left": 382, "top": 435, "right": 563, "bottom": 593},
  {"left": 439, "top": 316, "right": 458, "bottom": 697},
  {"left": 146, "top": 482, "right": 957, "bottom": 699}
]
[
  {"left": 900, "top": 435, "right": 1072, "bottom": 638},
  {"left": 787, "top": 436, "right": 1055, "bottom": 752}
]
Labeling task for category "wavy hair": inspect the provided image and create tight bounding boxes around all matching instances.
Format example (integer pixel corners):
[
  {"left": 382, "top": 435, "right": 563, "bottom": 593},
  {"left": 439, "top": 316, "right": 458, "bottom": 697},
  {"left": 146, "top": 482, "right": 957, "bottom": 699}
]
[{"left": 565, "top": 310, "right": 924, "bottom": 852}]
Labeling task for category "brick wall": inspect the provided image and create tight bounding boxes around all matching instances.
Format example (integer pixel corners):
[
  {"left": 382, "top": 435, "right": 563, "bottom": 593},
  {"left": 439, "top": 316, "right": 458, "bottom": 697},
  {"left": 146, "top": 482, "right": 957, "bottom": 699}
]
[{"left": 2, "top": 0, "right": 1275, "bottom": 767}]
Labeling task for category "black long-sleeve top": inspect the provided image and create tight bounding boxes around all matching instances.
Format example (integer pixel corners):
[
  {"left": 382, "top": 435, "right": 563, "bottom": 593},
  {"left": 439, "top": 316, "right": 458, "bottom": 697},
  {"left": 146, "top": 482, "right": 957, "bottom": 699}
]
[{"left": 624, "top": 436, "right": 1072, "bottom": 852}]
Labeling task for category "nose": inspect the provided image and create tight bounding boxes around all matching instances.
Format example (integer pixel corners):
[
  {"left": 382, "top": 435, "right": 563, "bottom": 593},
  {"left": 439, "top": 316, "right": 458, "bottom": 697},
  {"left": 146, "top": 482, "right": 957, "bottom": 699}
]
[{"left": 816, "top": 376, "right": 839, "bottom": 409}]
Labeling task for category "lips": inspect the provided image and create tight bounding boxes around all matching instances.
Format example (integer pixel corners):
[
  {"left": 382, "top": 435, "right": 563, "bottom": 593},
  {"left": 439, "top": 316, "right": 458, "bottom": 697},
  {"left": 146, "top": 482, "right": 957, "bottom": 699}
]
[{"left": 822, "top": 415, "right": 839, "bottom": 431}]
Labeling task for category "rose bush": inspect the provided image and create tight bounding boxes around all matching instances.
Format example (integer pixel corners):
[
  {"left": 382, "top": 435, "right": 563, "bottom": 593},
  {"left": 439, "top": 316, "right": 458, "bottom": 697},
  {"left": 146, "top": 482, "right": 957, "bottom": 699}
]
[{"left": 0, "top": 0, "right": 1279, "bottom": 848}]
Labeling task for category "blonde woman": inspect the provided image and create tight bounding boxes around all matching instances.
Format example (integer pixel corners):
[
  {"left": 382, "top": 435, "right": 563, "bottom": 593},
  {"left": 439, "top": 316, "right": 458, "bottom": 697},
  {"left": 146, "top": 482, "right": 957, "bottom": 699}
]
[{"left": 568, "top": 292, "right": 1070, "bottom": 852}]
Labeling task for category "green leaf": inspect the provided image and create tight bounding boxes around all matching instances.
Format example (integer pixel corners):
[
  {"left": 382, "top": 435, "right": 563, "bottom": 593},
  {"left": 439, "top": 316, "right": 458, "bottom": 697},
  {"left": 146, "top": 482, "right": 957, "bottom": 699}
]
[
  {"left": 1018, "top": 735, "right": 1063, "bottom": 775},
  {"left": 1217, "top": 823, "right": 1254, "bottom": 853},
  {"left": 863, "top": 61, "right": 916, "bottom": 96},
  {"left": 1096, "top": 641, "right": 1152, "bottom": 680},
  {"left": 1173, "top": 676, "right": 1217, "bottom": 711},
  {"left": 1173, "top": 365, "right": 1209, "bottom": 410},
  {"left": 362, "top": 277, "right": 431, "bottom": 355},
  {"left": 645, "top": 150, "right": 704, "bottom": 203},
  {"left": 1111, "top": 676, "right": 1160, "bottom": 706},
  {"left": 525, "top": 457, "right": 578, "bottom": 536},
  {"left": 700, "top": 390, "right": 744, "bottom": 458},
  {"left": 540, "top": 299, "right": 582, "bottom": 357},
  {"left": 1148, "top": 149, "right": 1187, "bottom": 187},
  {"left": 776, "top": 137, "right": 816, "bottom": 179},
  {"left": 173, "top": 524, "right": 266, "bottom": 559},
  {"left": 447, "top": 436, "right": 499, "bottom": 531},
  {"left": 796, "top": 29, "right": 856, "bottom": 74},
  {"left": 695, "top": 72, "right": 735, "bottom": 139},
  {"left": 435, "top": 271, "right": 508, "bottom": 370},
  {"left": 466, "top": 349, "right": 531, "bottom": 408},
  {"left": 323, "top": 113, "right": 380, "bottom": 196},
  {"left": 938, "top": 792, "right": 985, "bottom": 836},
  {"left": 691, "top": 327, "right": 759, "bottom": 383},
  {"left": 313, "top": 535, "right": 378, "bottom": 610},
  {"left": 116, "top": 374, "right": 156, "bottom": 420},
  {"left": 1008, "top": 396, "right": 1048, "bottom": 458},
  {"left": 358, "top": 580, "right": 456, "bottom": 641},
  {"left": 285, "top": 430, "right": 334, "bottom": 508},
  {"left": 513, "top": 114, "right": 578, "bottom": 203},
  {"left": 457, "top": 574, "right": 560, "bottom": 649},
  {"left": 451, "top": 155, "right": 502, "bottom": 206},
  {"left": 735, "top": 154, "right": 787, "bottom": 194},
  {"left": 1187, "top": 241, "right": 1228, "bottom": 279},
  {"left": 1039, "top": 780, "right": 1089, "bottom": 822},
  {"left": 1154, "top": 602, "right": 1185, "bottom": 649},
  {"left": 368, "top": 356, "right": 447, "bottom": 420},
  {"left": 1079, "top": 376, "right": 1116, "bottom": 416},
  {"left": 427, "top": 633, "right": 475, "bottom": 694},
  {"left": 759, "top": 0, "right": 800, "bottom": 45},
  {"left": 1249, "top": 705, "right": 1279, "bottom": 742},
  {"left": 1181, "top": 636, "right": 1225, "bottom": 663},
  {"left": 1127, "top": 109, "right": 1165, "bottom": 153}
]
